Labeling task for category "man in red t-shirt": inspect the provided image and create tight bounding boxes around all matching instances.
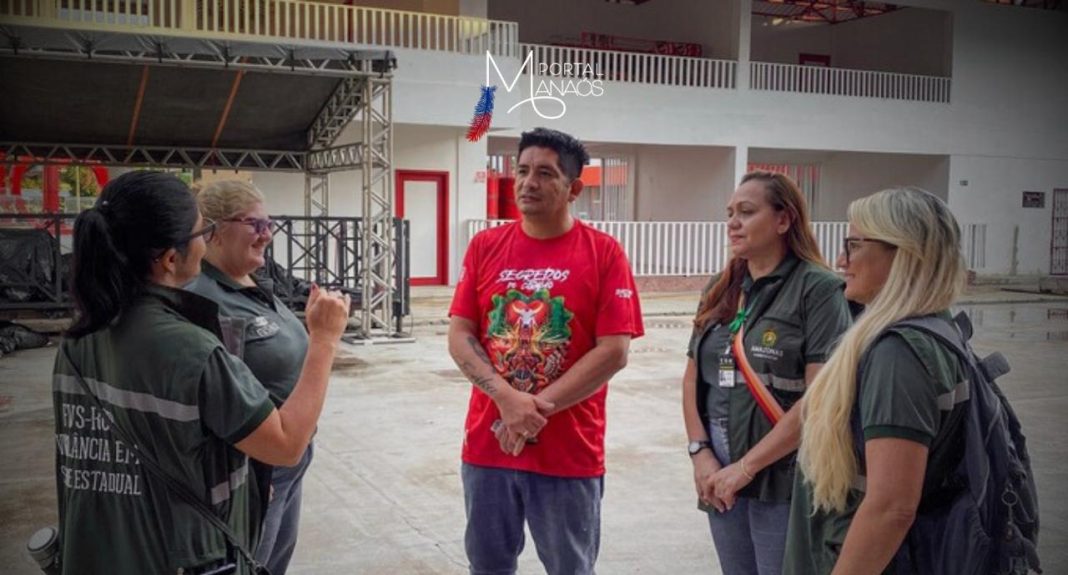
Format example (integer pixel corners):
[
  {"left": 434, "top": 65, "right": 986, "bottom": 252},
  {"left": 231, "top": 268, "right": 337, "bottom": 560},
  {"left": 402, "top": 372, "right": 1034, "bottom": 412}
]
[{"left": 448, "top": 128, "right": 644, "bottom": 574}]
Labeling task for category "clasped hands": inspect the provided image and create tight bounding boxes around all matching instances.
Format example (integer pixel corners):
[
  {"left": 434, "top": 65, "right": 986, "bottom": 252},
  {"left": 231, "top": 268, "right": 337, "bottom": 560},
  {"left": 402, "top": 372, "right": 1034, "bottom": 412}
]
[
  {"left": 492, "top": 388, "right": 555, "bottom": 456},
  {"left": 693, "top": 453, "right": 754, "bottom": 513}
]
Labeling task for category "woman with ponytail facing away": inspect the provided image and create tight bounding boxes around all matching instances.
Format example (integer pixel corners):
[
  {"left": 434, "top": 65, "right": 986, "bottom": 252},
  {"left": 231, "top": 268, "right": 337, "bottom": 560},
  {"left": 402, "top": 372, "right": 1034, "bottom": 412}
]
[
  {"left": 784, "top": 188, "right": 969, "bottom": 574},
  {"left": 52, "top": 171, "right": 351, "bottom": 574}
]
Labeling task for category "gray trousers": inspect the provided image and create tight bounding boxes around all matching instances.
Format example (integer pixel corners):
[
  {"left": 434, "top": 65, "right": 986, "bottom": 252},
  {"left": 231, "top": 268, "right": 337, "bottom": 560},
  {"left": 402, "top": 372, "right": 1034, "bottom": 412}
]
[{"left": 255, "top": 442, "right": 314, "bottom": 575}]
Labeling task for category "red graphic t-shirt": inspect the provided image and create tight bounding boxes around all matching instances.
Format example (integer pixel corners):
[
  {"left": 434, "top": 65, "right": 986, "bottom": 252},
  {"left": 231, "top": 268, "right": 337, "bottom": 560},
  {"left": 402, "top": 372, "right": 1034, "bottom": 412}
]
[{"left": 449, "top": 220, "right": 644, "bottom": 478}]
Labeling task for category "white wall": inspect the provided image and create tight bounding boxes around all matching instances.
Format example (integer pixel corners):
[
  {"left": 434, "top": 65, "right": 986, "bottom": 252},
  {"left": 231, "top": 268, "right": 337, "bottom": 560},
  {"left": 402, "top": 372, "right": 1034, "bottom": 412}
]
[
  {"left": 819, "top": 153, "right": 948, "bottom": 220},
  {"left": 747, "top": 149, "right": 949, "bottom": 220},
  {"left": 948, "top": 155, "right": 1068, "bottom": 275},
  {"left": 389, "top": 48, "right": 522, "bottom": 132},
  {"left": 489, "top": 0, "right": 737, "bottom": 59},
  {"left": 390, "top": 123, "right": 487, "bottom": 283},
  {"left": 634, "top": 145, "right": 735, "bottom": 221},
  {"left": 751, "top": 7, "right": 952, "bottom": 76},
  {"left": 252, "top": 172, "right": 307, "bottom": 217}
]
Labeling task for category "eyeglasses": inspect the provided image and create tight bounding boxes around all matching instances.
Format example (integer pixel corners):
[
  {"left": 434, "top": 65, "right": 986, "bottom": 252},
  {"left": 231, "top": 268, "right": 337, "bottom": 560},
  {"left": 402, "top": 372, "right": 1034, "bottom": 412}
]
[
  {"left": 154, "top": 218, "right": 216, "bottom": 261},
  {"left": 223, "top": 217, "right": 273, "bottom": 235},
  {"left": 177, "top": 218, "right": 217, "bottom": 245},
  {"left": 842, "top": 236, "right": 894, "bottom": 265}
]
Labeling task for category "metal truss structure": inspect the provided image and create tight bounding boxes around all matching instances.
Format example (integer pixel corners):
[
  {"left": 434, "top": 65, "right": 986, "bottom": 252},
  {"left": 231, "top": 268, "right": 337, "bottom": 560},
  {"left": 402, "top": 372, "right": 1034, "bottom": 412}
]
[
  {"left": 752, "top": 1, "right": 899, "bottom": 24},
  {"left": 0, "top": 142, "right": 306, "bottom": 171},
  {"left": 304, "top": 173, "right": 330, "bottom": 220},
  {"left": 357, "top": 78, "right": 394, "bottom": 336},
  {"left": 1, "top": 23, "right": 401, "bottom": 339},
  {"left": 0, "top": 213, "right": 409, "bottom": 333},
  {"left": 0, "top": 25, "right": 395, "bottom": 77}
]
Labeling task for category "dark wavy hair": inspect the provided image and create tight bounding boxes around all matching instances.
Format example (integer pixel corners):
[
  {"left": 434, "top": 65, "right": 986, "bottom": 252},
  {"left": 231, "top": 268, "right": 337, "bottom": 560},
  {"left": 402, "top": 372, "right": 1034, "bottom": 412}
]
[
  {"left": 517, "top": 127, "right": 591, "bottom": 181},
  {"left": 67, "top": 171, "right": 198, "bottom": 338}
]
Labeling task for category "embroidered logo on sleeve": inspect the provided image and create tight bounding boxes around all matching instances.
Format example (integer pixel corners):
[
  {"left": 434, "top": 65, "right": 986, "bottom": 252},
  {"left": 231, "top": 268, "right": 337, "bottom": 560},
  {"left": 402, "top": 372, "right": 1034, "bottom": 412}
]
[{"left": 615, "top": 288, "right": 633, "bottom": 299}]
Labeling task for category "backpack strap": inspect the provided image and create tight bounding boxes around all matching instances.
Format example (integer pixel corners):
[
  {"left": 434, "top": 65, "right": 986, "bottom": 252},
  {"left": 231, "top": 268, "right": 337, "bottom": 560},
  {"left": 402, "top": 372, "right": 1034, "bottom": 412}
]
[
  {"left": 898, "top": 313, "right": 1012, "bottom": 381},
  {"left": 850, "top": 312, "right": 984, "bottom": 493}
]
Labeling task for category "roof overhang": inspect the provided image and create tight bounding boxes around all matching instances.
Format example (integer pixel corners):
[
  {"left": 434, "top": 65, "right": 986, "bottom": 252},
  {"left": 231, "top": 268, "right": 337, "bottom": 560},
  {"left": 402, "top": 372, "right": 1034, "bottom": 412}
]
[{"left": 0, "top": 23, "right": 396, "bottom": 171}]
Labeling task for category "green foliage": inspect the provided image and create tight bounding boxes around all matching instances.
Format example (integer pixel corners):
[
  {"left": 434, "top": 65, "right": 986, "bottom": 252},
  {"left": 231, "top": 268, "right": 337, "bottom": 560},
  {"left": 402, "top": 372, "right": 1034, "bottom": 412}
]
[{"left": 59, "top": 166, "right": 100, "bottom": 197}]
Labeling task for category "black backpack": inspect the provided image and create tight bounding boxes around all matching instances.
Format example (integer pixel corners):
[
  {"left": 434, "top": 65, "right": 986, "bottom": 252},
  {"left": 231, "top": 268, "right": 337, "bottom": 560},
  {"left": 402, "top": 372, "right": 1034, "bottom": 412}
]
[{"left": 851, "top": 312, "right": 1041, "bottom": 574}]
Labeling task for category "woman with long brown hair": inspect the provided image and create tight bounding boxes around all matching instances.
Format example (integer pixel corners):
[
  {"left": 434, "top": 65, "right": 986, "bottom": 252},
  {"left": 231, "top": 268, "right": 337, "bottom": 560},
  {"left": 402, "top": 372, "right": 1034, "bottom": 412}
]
[{"left": 682, "top": 171, "right": 850, "bottom": 574}]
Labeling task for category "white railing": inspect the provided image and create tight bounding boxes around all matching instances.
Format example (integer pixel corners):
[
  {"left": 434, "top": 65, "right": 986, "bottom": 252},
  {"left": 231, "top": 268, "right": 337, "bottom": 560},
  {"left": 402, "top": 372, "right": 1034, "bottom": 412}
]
[
  {"left": 520, "top": 43, "right": 736, "bottom": 89},
  {"left": 962, "top": 223, "right": 987, "bottom": 270},
  {"left": 2, "top": 0, "right": 520, "bottom": 56},
  {"left": 465, "top": 220, "right": 850, "bottom": 277},
  {"left": 751, "top": 62, "right": 951, "bottom": 103}
]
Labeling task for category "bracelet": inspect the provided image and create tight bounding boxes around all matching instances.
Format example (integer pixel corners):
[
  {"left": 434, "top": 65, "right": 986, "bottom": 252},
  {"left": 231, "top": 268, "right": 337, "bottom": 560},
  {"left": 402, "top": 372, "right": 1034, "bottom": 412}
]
[{"left": 740, "top": 458, "right": 755, "bottom": 481}]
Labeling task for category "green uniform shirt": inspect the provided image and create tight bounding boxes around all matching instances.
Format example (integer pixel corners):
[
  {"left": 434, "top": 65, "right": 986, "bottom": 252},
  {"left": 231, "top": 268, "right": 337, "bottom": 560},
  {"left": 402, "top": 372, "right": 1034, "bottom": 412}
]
[
  {"left": 53, "top": 285, "right": 275, "bottom": 575},
  {"left": 185, "top": 261, "right": 309, "bottom": 406},
  {"left": 688, "top": 253, "right": 850, "bottom": 502},
  {"left": 783, "top": 312, "right": 969, "bottom": 575}
]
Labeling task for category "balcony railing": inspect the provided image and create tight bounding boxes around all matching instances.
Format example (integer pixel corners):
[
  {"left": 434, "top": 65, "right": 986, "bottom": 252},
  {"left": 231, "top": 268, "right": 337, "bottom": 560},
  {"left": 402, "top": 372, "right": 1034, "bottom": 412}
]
[
  {"left": 466, "top": 220, "right": 986, "bottom": 277},
  {"left": 521, "top": 43, "right": 736, "bottom": 89},
  {"left": 0, "top": 0, "right": 520, "bottom": 56},
  {"left": 751, "top": 61, "right": 951, "bottom": 103}
]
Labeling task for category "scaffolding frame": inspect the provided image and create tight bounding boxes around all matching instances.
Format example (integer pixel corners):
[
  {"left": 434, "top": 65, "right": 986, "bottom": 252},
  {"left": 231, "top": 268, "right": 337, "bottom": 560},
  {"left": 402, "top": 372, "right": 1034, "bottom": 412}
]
[{"left": 1, "top": 24, "right": 400, "bottom": 338}]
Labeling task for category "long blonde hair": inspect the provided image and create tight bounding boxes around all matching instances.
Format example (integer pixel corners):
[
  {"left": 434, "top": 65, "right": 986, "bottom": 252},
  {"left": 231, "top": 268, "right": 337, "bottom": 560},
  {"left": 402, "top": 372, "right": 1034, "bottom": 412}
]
[
  {"left": 694, "top": 170, "right": 827, "bottom": 330},
  {"left": 798, "top": 187, "right": 965, "bottom": 512}
]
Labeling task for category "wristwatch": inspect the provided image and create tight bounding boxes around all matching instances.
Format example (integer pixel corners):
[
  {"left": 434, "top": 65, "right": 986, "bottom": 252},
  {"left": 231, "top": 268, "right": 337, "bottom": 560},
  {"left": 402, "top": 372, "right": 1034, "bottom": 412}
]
[{"left": 687, "top": 440, "right": 711, "bottom": 457}]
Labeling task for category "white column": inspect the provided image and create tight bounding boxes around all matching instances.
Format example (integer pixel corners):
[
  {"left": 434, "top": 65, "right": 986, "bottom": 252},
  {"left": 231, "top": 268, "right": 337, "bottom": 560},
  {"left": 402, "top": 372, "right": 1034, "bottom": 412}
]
[
  {"left": 736, "top": 0, "right": 752, "bottom": 91},
  {"left": 734, "top": 145, "right": 750, "bottom": 186}
]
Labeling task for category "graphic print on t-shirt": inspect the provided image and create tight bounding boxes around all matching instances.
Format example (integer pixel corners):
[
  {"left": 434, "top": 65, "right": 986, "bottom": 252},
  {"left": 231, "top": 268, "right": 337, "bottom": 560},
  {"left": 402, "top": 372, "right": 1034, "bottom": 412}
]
[{"left": 486, "top": 288, "right": 574, "bottom": 393}]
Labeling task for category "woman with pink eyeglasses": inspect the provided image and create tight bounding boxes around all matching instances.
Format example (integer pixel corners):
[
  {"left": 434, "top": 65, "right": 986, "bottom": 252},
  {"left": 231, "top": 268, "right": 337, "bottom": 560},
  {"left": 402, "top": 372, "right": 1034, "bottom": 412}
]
[{"left": 187, "top": 180, "right": 319, "bottom": 575}]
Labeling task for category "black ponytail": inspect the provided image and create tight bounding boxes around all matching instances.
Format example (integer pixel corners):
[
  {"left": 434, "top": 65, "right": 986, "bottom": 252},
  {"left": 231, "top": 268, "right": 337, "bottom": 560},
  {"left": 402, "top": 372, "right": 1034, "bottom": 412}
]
[{"left": 67, "top": 171, "right": 198, "bottom": 338}]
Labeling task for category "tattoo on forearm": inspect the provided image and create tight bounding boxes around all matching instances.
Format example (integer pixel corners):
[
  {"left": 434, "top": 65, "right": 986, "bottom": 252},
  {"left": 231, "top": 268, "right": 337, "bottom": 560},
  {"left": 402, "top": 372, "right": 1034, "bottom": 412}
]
[
  {"left": 467, "top": 335, "right": 492, "bottom": 365},
  {"left": 459, "top": 359, "right": 496, "bottom": 396}
]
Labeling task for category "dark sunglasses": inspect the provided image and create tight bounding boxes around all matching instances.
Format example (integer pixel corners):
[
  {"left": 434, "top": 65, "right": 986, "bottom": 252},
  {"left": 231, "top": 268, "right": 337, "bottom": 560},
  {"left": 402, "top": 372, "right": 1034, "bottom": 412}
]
[
  {"left": 223, "top": 217, "right": 273, "bottom": 235},
  {"left": 842, "top": 236, "right": 895, "bottom": 265}
]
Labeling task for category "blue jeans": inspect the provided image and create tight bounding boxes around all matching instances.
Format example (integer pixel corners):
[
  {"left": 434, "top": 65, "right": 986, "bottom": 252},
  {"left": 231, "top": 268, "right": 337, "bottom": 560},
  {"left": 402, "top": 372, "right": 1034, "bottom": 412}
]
[
  {"left": 255, "top": 442, "right": 314, "bottom": 575},
  {"left": 706, "top": 421, "right": 789, "bottom": 575},
  {"left": 462, "top": 463, "right": 604, "bottom": 575}
]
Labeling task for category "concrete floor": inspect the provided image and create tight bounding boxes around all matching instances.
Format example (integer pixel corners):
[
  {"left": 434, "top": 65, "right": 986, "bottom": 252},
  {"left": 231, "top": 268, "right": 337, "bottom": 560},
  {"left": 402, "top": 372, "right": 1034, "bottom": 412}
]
[{"left": 2, "top": 295, "right": 1067, "bottom": 574}]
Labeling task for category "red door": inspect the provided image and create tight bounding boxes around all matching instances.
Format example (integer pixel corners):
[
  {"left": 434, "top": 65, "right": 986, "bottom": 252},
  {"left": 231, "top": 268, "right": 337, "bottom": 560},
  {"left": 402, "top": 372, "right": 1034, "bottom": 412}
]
[{"left": 396, "top": 170, "right": 449, "bottom": 285}]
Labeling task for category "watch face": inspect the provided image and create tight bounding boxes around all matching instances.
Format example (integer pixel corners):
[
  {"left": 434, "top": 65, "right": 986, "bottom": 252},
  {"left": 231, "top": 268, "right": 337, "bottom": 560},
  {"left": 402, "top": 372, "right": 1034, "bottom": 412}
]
[{"left": 688, "top": 441, "right": 706, "bottom": 455}]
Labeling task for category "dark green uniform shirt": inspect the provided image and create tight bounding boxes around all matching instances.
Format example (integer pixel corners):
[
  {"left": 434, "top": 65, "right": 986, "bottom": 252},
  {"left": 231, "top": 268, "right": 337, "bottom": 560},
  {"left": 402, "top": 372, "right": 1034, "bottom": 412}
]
[
  {"left": 185, "top": 261, "right": 309, "bottom": 407},
  {"left": 688, "top": 253, "right": 850, "bottom": 502},
  {"left": 783, "top": 312, "right": 969, "bottom": 575},
  {"left": 52, "top": 285, "right": 275, "bottom": 575}
]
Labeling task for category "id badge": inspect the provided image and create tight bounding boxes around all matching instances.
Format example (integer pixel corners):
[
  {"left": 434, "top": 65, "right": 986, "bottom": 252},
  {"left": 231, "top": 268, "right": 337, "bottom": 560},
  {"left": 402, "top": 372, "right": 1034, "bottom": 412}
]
[{"left": 718, "top": 350, "right": 737, "bottom": 388}]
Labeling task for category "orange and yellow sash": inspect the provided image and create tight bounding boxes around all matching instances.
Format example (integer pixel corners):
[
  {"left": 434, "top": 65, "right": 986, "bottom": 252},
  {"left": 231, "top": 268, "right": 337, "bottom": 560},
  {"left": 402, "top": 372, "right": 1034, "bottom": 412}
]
[
  {"left": 732, "top": 324, "right": 784, "bottom": 425},
  {"left": 728, "top": 294, "right": 785, "bottom": 425}
]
